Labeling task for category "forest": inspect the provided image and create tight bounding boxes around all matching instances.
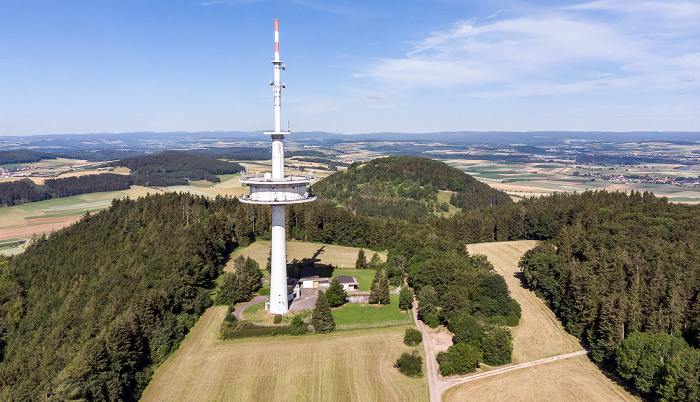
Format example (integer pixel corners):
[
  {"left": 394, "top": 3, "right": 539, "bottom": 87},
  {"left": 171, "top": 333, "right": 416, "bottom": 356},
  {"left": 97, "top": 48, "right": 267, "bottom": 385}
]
[
  {"left": 311, "top": 156, "right": 512, "bottom": 219},
  {"left": 109, "top": 150, "right": 244, "bottom": 185},
  {"left": 518, "top": 195, "right": 700, "bottom": 400},
  {"left": 0, "top": 193, "right": 236, "bottom": 400},
  {"left": 0, "top": 174, "right": 166, "bottom": 207},
  {"left": 0, "top": 150, "right": 55, "bottom": 165}
]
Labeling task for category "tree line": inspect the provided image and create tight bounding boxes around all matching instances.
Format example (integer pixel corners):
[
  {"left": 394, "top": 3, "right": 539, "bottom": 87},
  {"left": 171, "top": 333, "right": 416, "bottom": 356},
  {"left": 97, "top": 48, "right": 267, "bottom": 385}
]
[
  {"left": 0, "top": 174, "right": 167, "bottom": 207},
  {"left": 0, "top": 150, "right": 55, "bottom": 165}
]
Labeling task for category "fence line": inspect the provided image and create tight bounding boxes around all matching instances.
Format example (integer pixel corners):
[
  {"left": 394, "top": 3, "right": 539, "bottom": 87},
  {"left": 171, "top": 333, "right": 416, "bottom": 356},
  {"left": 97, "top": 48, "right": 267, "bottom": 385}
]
[{"left": 335, "top": 319, "right": 412, "bottom": 331}]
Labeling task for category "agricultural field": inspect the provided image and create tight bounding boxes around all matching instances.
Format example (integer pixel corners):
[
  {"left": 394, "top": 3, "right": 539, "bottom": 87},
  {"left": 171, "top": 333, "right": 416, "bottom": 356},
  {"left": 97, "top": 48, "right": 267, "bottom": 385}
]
[
  {"left": 447, "top": 160, "right": 700, "bottom": 203},
  {"left": 448, "top": 241, "right": 634, "bottom": 400},
  {"left": 443, "top": 354, "right": 636, "bottom": 401},
  {"left": 0, "top": 185, "right": 158, "bottom": 247},
  {"left": 0, "top": 158, "right": 121, "bottom": 184},
  {"left": 141, "top": 306, "right": 428, "bottom": 402}
]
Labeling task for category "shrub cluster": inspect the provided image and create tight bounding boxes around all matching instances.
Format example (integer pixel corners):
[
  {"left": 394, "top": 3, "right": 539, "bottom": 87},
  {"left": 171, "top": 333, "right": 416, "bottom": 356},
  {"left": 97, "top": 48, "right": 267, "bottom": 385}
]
[
  {"left": 404, "top": 328, "right": 423, "bottom": 346},
  {"left": 394, "top": 351, "right": 423, "bottom": 377}
]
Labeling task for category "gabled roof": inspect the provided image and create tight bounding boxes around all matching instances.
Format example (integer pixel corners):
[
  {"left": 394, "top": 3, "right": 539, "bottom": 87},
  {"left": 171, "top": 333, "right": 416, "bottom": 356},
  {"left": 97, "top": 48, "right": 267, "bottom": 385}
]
[{"left": 333, "top": 275, "right": 358, "bottom": 284}]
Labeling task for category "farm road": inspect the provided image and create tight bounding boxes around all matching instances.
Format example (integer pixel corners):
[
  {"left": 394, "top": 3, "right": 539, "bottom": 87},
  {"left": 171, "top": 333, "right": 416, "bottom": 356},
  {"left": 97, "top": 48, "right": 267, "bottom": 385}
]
[{"left": 417, "top": 241, "right": 633, "bottom": 401}]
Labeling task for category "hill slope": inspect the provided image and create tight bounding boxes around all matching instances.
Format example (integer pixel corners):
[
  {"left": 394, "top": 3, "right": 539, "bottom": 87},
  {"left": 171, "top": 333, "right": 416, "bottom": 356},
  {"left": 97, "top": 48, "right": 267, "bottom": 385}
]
[
  {"left": 312, "top": 156, "right": 512, "bottom": 219},
  {"left": 0, "top": 193, "right": 235, "bottom": 401}
]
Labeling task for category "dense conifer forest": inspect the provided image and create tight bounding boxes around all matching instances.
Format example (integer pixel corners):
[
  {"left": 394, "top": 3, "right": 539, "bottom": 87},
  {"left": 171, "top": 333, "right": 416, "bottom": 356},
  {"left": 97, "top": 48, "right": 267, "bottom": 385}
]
[
  {"left": 0, "top": 193, "right": 235, "bottom": 400},
  {"left": 311, "top": 156, "right": 512, "bottom": 218},
  {"left": 0, "top": 174, "right": 166, "bottom": 207},
  {"left": 0, "top": 150, "right": 55, "bottom": 165},
  {"left": 109, "top": 150, "right": 244, "bottom": 184},
  {"left": 518, "top": 195, "right": 700, "bottom": 400}
]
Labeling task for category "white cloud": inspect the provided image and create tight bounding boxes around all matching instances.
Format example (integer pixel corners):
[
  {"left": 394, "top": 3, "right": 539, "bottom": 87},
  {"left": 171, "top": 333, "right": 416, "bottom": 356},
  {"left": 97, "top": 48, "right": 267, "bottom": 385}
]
[{"left": 358, "top": 0, "right": 699, "bottom": 98}]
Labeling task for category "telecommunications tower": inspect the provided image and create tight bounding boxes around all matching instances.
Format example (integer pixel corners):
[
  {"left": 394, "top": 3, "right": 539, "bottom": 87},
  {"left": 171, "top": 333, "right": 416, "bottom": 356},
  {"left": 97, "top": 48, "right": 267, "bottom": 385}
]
[{"left": 239, "top": 20, "right": 317, "bottom": 314}]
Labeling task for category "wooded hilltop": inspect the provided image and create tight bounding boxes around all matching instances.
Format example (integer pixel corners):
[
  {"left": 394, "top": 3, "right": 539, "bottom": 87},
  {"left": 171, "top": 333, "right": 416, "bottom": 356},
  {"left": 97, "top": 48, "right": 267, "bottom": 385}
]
[{"left": 0, "top": 156, "right": 698, "bottom": 400}]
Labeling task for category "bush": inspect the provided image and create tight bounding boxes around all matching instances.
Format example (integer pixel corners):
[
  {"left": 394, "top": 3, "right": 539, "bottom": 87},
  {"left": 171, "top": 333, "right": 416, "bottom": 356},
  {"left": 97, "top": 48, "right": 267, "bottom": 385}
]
[
  {"left": 394, "top": 351, "right": 422, "bottom": 377},
  {"left": 481, "top": 326, "right": 513, "bottom": 366},
  {"left": 423, "top": 313, "right": 440, "bottom": 328},
  {"left": 290, "top": 315, "right": 308, "bottom": 336},
  {"left": 220, "top": 321, "right": 300, "bottom": 339},
  {"left": 404, "top": 328, "right": 423, "bottom": 346},
  {"left": 438, "top": 343, "right": 482, "bottom": 376},
  {"left": 258, "top": 285, "right": 270, "bottom": 296},
  {"left": 399, "top": 286, "right": 414, "bottom": 310},
  {"left": 273, "top": 314, "right": 282, "bottom": 324}
]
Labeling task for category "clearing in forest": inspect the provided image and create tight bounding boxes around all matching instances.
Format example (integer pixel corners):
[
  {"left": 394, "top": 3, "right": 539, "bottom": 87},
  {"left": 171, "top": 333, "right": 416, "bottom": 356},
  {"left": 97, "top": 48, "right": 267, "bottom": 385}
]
[
  {"left": 226, "top": 240, "right": 386, "bottom": 273},
  {"left": 442, "top": 241, "right": 636, "bottom": 401},
  {"left": 141, "top": 306, "right": 428, "bottom": 402}
]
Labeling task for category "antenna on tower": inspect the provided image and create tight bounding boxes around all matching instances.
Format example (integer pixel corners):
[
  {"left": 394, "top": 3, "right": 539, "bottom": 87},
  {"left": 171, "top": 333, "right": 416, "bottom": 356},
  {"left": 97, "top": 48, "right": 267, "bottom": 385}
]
[{"left": 288, "top": 120, "right": 291, "bottom": 133}]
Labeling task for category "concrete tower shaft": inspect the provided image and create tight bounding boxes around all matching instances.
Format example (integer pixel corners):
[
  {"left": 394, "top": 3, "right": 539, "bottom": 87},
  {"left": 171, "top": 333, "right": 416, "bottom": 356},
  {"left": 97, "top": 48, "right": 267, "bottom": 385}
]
[{"left": 238, "top": 20, "right": 317, "bottom": 315}]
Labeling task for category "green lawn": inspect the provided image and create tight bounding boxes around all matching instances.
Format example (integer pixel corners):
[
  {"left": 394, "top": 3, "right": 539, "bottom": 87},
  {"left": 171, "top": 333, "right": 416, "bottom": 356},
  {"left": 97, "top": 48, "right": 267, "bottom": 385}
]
[
  {"left": 332, "top": 295, "right": 409, "bottom": 325},
  {"left": 316, "top": 267, "right": 380, "bottom": 291}
]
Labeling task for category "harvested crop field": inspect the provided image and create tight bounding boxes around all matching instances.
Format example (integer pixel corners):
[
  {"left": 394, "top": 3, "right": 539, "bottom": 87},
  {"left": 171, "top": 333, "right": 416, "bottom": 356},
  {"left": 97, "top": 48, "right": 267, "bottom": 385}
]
[
  {"left": 443, "top": 354, "right": 636, "bottom": 401},
  {"left": 447, "top": 241, "right": 636, "bottom": 401},
  {"left": 468, "top": 241, "right": 581, "bottom": 362},
  {"left": 141, "top": 306, "right": 428, "bottom": 402}
]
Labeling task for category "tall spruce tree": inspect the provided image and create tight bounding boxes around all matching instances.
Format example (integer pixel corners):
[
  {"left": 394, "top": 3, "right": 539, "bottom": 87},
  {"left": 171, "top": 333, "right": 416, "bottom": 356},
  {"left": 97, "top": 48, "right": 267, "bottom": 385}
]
[
  {"left": 379, "top": 275, "right": 391, "bottom": 305},
  {"left": 311, "top": 290, "right": 335, "bottom": 333},
  {"left": 369, "top": 268, "right": 383, "bottom": 304},
  {"left": 356, "top": 249, "right": 367, "bottom": 269}
]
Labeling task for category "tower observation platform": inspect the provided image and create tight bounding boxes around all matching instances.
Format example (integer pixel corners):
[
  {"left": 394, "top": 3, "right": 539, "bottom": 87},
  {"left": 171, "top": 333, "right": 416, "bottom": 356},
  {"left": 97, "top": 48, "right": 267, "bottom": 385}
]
[{"left": 239, "top": 19, "right": 316, "bottom": 314}]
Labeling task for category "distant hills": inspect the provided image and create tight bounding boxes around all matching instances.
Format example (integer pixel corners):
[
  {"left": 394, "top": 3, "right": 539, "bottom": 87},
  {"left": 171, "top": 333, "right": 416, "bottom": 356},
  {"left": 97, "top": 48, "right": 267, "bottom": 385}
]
[
  {"left": 312, "top": 156, "right": 512, "bottom": 219},
  {"left": 0, "top": 131, "right": 697, "bottom": 158}
]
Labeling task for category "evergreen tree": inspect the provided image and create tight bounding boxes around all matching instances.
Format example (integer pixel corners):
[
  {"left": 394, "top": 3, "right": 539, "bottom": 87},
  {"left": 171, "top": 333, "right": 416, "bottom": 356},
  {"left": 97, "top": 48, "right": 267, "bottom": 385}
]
[
  {"left": 399, "top": 286, "right": 414, "bottom": 310},
  {"left": 368, "top": 252, "right": 382, "bottom": 270},
  {"left": 311, "top": 291, "right": 335, "bottom": 333},
  {"left": 379, "top": 275, "right": 391, "bottom": 305},
  {"left": 368, "top": 268, "right": 383, "bottom": 304},
  {"left": 355, "top": 249, "right": 367, "bottom": 269},
  {"left": 325, "top": 279, "right": 347, "bottom": 307}
]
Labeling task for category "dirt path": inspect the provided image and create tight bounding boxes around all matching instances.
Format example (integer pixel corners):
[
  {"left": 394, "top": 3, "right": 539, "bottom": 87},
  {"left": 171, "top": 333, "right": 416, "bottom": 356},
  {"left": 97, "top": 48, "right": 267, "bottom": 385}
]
[
  {"left": 436, "top": 240, "right": 635, "bottom": 401},
  {"left": 414, "top": 298, "right": 441, "bottom": 402},
  {"left": 468, "top": 241, "right": 582, "bottom": 362},
  {"left": 233, "top": 295, "right": 269, "bottom": 321}
]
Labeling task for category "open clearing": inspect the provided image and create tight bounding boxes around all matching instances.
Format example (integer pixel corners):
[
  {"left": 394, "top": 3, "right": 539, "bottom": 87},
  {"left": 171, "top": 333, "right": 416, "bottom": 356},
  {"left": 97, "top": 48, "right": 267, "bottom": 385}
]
[
  {"left": 444, "top": 241, "right": 635, "bottom": 400},
  {"left": 141, "top": 306, "right": 428, "bottom": 402},
  {"left": 227, "top": 240, "right": 386, "bottom": 273},
  {"left": 468, "top": 241, "right": 581, "bottom": 362}
]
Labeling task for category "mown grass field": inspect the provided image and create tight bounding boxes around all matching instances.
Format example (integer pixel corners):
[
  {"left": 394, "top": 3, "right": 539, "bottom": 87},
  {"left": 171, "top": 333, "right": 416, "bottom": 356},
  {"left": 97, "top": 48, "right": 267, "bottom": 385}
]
[
  {"left": 141, "top": 306, "right": 429, "bottom": 402},
  {"left": 227, "top": 240, "right": 387, "bottom": 273},
  {"left": 449, "top": 241, "right": 635, "bottom": 400},
  {"left": 443, "top": 354, "right": 637, "bottom": 401}
]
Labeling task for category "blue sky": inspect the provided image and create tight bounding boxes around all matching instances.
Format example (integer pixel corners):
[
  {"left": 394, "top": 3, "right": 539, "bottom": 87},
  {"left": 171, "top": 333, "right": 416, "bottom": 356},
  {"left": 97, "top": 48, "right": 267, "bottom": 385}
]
[{"left": 1, "top": 0, "right": 699, "bottom": 136}]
